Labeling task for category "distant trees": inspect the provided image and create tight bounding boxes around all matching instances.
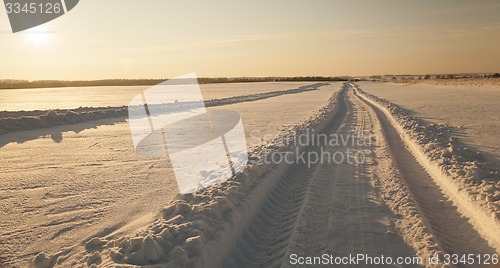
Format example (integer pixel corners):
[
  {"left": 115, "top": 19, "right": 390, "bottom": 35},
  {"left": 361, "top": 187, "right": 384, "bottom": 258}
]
[
  {"left": 0, "top": 76, "right": 353, "bottom": 89},
  {"left": 369, "top": 75, "right": 382, "bottom": 81},
  {"left": 2, "top": 73, "right": 497, "bottom": 89},
  {"left": 0, "top": 79, "right": 165, "bottom": 89}
]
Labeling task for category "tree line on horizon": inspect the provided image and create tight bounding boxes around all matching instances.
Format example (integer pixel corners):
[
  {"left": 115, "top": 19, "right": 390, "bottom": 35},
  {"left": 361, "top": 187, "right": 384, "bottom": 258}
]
[
  {"left": 1, "top": 74, "right": 498, "bottom": 89},
  {"left": 0, "top": 76, "right": 352, "bottom": 89},
  {"left": 382, "top": 73, "right": 500, "bottom": 81}
]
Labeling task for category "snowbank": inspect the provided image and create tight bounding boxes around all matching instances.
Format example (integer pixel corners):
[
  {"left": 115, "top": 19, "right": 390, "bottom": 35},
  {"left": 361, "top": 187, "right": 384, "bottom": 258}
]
[
  {"left": 354, "top": 84, "right": 500, "bottom": 252},
  {"left": 206, "top": 82, "right": 327, "bottom": 106},
  {"left": 0, "top": 83, "right": 327, "bottom": 135},
  {"left": 0, "top": 108, "right": 128, "bottom": 135}
]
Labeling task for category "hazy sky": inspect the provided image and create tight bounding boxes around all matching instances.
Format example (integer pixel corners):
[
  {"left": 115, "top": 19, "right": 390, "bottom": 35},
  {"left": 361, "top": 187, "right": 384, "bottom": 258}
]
[{"left": 1, "top": 0, "right": 500, "bottom": 80}]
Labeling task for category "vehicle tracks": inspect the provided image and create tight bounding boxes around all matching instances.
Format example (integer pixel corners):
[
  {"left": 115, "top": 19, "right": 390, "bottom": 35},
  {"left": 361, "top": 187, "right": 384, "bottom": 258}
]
[{"left": 222, "top": 86, "right": 496, "bottom": 268}]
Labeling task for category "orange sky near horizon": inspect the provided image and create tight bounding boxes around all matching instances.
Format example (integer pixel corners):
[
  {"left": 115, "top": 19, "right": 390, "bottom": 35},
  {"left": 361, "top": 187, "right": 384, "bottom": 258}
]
[{"left": 1, "top": 0, "right": 500, "bottom": 80}]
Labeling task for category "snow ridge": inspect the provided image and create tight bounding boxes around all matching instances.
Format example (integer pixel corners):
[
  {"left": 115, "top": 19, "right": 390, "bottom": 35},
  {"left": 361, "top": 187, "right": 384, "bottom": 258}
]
[{"left": 354, "top": 84, "right": 500, "bottom": 252}]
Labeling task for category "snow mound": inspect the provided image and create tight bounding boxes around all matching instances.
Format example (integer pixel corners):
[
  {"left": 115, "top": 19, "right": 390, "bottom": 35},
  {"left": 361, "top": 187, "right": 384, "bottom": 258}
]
[
  {"left": 0, "top": 108, "right": 127, "bottom": 134},
  {"left": 0, "top": 83, "right": 328, "bottom": 135},
  {"left": 354, "top": 85, "right": 499, "bottom": 213},
  {"left": 354, "top": 84, "right": 500, "bottom": 251}
]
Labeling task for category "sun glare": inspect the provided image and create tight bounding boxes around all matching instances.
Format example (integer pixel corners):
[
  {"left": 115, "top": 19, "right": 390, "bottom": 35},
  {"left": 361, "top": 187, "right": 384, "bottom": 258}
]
[{"left": 26, "top": 25, "right": 50, "bottom": 46}]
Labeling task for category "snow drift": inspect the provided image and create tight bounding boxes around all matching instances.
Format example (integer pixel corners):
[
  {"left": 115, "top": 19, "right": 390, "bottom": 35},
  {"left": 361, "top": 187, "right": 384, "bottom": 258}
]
[
  {"left": 353, "top": 83, "right": 500, "bottom": 252},
  {"left": 0, "top": 83, "right": 328, "bottom": 135}
]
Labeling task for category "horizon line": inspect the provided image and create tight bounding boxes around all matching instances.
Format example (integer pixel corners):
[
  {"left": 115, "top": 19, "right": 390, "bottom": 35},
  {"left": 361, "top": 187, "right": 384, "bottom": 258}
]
[{"left": 1, "top": 72, "right": 499, "bottom": 83}]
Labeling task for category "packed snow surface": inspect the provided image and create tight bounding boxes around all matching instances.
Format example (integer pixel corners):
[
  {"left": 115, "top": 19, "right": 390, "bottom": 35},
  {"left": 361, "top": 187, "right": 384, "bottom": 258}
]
[{"left": 0, "top": 82, "right": 339, "bottom": 267}]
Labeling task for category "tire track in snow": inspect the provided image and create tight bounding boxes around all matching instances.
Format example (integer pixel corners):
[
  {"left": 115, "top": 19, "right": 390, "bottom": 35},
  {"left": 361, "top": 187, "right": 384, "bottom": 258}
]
[
  {"left": 223, "top": 88, "right": 419, "bottom": 267},
  {"left": 354, "top": 88, "right": 497, "bottom": 263},
  {"left": 223, "top": 163, "right": 316, "bottom": 267},
  {"left": 281, "top": 90, "right": 417, "bottom": 267},
  {"left": 222, "top": 88, "right": 349, "bottom": 268}
]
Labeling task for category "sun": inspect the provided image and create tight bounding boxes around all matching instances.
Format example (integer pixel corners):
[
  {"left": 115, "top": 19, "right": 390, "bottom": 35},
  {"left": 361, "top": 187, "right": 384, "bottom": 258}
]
[{"left": 26, "top": 25, "right": 50, "bottom": 46}]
